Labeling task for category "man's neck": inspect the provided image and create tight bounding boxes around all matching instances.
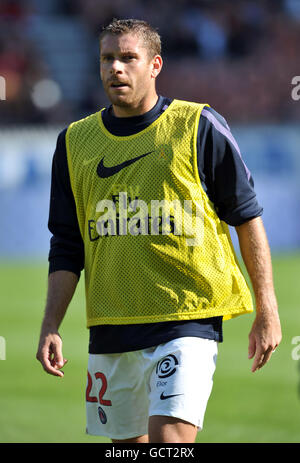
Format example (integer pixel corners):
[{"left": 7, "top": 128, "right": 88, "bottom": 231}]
[{"left": 112, "top": 93, "right": 159, "bottom": 118}]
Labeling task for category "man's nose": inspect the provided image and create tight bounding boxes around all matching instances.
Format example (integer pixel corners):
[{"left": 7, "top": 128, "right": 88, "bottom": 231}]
[{"left": 110, "top": 59, "right": 123, "bottom": 74}]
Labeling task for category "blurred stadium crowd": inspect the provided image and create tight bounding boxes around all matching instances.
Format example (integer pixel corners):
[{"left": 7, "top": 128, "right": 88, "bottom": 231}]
[{"left": 0, "top": 0, "right": 299, "bottom": 125}]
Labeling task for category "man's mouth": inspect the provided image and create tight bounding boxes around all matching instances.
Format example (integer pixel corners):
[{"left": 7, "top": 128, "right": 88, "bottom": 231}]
[{"left": 110, "top": 82, "right": 129, "bottom": 88}]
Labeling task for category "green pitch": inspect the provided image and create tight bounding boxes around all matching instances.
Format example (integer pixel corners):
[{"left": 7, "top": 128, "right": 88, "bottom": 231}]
[{"left": 0, "top": 253, "right": 299, "bottom": 443}]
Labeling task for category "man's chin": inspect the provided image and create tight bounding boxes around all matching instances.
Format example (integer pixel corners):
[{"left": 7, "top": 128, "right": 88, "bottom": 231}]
[{"left": 109, "top": 95, "right": 133, "bottom": 108}]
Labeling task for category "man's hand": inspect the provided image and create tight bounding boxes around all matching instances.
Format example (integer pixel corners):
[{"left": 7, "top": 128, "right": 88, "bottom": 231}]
[
  {"left": 248, "top": 309, "right": 282, "bottom": 372},
  {"left": 36, "top": 331, "right": 68, "bottom": 377}
]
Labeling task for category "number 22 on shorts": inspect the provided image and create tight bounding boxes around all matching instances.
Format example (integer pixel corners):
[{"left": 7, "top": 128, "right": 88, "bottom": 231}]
[{"left": 86, "top": 371, "right": 112, "bottom": 406}]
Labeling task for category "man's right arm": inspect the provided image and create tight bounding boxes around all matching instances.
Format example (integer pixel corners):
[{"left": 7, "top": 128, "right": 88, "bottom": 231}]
[
  {"left": 36, "top": 129, "right": 84, "bottom": 376},
  {"left": 36, "top": 271, "right": 79, "bottom": 377}
]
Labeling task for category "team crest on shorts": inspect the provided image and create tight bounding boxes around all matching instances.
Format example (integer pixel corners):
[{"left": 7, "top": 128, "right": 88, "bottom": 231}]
[
  {"left": 98, "top": 406, "right": 107, "bottom": 424},
  {"left": 156, "top": 354, "right": 179, "bottom": 378}
]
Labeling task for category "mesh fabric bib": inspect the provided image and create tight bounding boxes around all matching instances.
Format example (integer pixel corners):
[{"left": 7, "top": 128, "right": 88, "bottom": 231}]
[{"left": 66, "top": 99, "right": 253, "bottom": 327}]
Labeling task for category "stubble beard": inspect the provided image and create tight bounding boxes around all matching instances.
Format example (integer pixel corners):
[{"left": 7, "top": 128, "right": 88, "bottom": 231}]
[{"left": 104, "top": 79, "right": 148, "bottom": 111}]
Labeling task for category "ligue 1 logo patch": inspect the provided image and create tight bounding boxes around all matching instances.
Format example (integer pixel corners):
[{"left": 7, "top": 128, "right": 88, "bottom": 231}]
[
  {"left": 98, "top": 406, "right": 107, "bottom": 424},
  {"left": 156, "top": 354, "right": 179, "bottom": 378}
]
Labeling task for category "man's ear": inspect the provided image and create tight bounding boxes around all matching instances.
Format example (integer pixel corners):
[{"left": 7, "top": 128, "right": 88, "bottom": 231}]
[{"left": 151, "top": 55, "right": 163, "bottom": 78}]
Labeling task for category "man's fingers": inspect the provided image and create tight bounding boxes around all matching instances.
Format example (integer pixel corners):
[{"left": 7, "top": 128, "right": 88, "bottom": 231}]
[
  {"left": 50, "top": 357, "right": 68, "bottom": 368},
  {"left": 260, "top": 346, "right": 274, "bottom": 369},
  {"left": 248, "top": 312, "right": 281, "bottom": 372},
  {"left": 51, "top": 342, "right": 64, "bottom": 369},
  {"left": 248, "top": 335, "right": 256, "bottom": 359},
  {"left": 36, "top": 334, "right": 67, "bottom": 378},
  {"left": 251, "top": 348, "right": 264, "bottom": 372},
  {"left": 251, "top": 345, "right": 274, "bottom": 372},
  {"left": 38, "top": 349, "right": 65, "bottom": 377}
]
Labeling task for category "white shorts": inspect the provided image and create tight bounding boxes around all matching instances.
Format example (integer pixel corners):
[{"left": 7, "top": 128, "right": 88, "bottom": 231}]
[{"left": 86, "top": 337, "right": 218, "bottom": 440}]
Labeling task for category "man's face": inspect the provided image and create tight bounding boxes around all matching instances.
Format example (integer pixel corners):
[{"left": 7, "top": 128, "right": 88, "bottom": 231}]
[{"left": 100, "top": 33, "right": 157, "bottom": 110}]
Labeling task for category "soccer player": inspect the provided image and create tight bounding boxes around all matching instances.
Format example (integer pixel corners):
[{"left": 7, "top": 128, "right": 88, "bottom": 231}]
[{"left": 36, "top": 19, "right": 282, "bottom": 443}]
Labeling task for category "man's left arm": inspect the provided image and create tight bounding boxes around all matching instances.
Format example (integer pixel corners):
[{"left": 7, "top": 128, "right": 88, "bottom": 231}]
[
  {"left": 235, "top": 216, "right": 282, "bottom": 372},
  {"left": 197, "top": 107, "right": 282, "bottom": 371}
]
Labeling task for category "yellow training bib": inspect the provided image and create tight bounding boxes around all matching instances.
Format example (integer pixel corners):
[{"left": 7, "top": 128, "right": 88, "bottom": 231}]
[{"left": 66, "top": 99, "right": 253, "bottom": 327}]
